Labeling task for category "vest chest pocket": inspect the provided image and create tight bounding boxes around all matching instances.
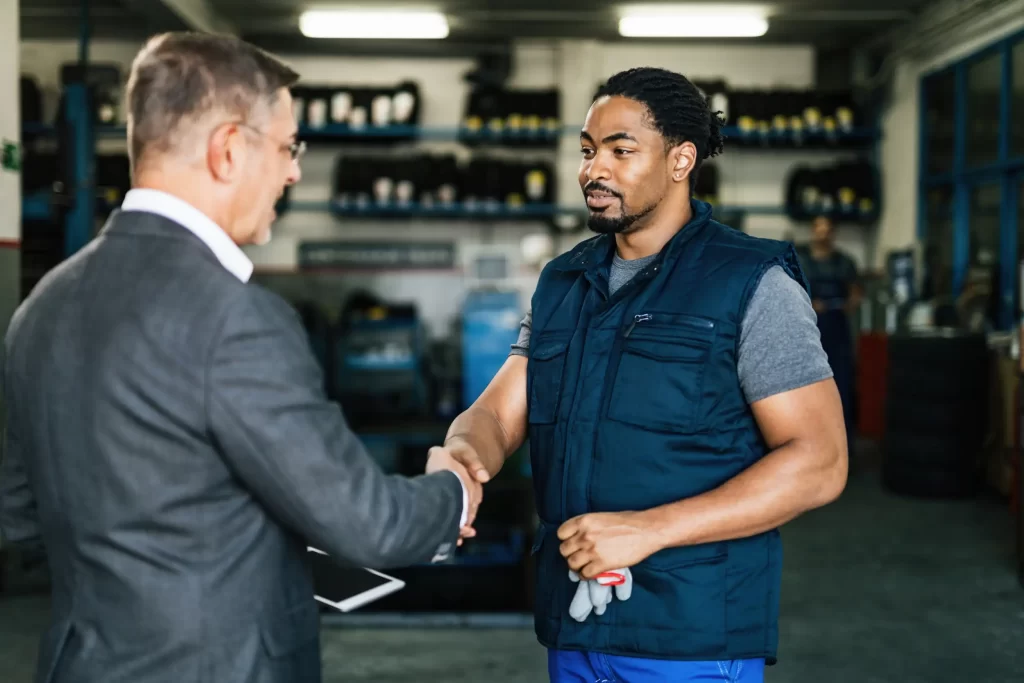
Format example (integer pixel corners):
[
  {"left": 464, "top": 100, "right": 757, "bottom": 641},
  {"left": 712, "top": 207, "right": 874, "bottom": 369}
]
[
  {"left": 606, "top": 315, "right": 715, "bottom": 433},
  {"left": 528, "top": 334, "right": 571, "bottom": 424}
]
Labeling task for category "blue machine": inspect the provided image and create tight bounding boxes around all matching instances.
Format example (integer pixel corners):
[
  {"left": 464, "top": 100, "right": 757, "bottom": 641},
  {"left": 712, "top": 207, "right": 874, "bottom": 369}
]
[{"left": 461, "top": 290, "right": 522, "bottom": 409}]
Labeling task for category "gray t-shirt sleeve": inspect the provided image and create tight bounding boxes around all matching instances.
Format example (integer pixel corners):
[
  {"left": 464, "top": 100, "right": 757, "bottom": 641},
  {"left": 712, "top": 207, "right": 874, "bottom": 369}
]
[
  {"left": 508, "top": 265, "right": 833, "bottom": 405},
  {"left": 510, "top": 310, "right": 532, "bottom": 357},
  {"left": 737, "top": 265, "right": 833, "bottom": 404}
]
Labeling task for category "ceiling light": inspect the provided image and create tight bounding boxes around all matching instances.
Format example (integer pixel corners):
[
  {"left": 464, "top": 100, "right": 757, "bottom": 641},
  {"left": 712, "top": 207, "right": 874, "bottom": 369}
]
[
  {"left": 299, "top": 10, "right": 449, "bottom": 39},
  {"left": 618, "top": 5, "right": 769, "bottom": 38}
]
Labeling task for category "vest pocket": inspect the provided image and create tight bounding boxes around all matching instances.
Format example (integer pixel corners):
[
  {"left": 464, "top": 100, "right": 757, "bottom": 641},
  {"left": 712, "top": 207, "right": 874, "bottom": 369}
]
[
  {"left": 528, "top": 335, "right": 570, "bottom": 424},
  {"left": 615, "top": 542, "right": 728, "bottom": 655},
  {"left": 607, "top": 320, "right": 714, "bottom": 432}
]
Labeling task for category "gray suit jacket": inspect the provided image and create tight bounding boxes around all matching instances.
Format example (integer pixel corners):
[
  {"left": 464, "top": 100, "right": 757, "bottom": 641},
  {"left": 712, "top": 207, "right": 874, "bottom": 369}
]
[{"left": 0, "top": 210, "right": 463, "bottom": 683}]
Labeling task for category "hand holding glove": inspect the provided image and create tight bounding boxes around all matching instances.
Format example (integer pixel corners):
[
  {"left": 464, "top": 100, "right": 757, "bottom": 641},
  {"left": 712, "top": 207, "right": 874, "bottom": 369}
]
[{"left": 567, "top": 568, "right": 633, "bottom": 622}]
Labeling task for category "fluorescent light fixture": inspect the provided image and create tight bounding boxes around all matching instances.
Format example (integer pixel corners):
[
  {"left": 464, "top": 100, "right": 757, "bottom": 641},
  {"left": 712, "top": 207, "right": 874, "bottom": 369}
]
[
  {"left": 299, "top": 9, "right": 449, "bottom": 39},
  {"left": 618, "top": 4, "right": 769, "bottom": 38}
]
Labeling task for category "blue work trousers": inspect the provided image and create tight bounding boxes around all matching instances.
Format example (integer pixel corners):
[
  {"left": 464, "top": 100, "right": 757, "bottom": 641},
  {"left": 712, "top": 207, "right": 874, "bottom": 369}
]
[{"left": 548, "top": 650, "right": 765, "bottom": 683}]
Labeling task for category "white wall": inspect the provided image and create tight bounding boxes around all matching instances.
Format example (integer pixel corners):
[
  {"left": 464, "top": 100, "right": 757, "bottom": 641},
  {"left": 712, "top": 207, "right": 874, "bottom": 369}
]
[
  {"left": 1, "top": 0, "right": 22, "bottom": 343},
  {"left": 876, "top": 0, "right": 1024, "bottom": 269},
  {"left": 19, "top": 37, "right": 872, "bottom": 335},
  {"left": 1, "top": 0, "right": 20, "bottom": 243}
]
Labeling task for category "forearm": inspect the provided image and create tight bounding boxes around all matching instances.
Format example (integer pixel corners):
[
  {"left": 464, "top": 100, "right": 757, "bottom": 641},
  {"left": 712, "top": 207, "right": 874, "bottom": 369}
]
[
  {"left": 639, "top": 437, "right": 846, "bottom": 550},
  {"left": 356, "top": 471, "right": 464, "bottom": 566},
  {"left": 444, "top": 405, "right": 523, "bottom": 477},
  {"left": 209, "top": 288, "right": 463, "bottom": 568}
]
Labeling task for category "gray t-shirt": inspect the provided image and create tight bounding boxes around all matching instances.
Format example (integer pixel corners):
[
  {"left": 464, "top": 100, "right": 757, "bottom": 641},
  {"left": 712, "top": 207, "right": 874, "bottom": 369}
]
[{"left": 510, "top": 255, "right": 832, "bottom": 404}]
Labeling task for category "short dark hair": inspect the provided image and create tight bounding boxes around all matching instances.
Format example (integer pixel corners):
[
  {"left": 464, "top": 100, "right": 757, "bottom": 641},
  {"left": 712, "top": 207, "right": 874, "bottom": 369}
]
[
  {"left": 126, "top": 32, "right": 300, "bottom": 171},
  {"left": 595, "top": 67, "right": 725, "bottom": 190}
]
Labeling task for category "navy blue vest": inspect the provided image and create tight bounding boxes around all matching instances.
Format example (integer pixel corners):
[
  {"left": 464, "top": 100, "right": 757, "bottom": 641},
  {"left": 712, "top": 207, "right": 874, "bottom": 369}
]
[{"left": 527, "top": 200, "right": 808, "bottom": 664}]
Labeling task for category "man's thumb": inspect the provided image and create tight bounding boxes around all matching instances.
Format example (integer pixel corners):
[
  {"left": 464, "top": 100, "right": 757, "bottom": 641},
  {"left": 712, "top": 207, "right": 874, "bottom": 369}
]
[{"left": 463, "top": 452, "right": 490, "bottom": 482}]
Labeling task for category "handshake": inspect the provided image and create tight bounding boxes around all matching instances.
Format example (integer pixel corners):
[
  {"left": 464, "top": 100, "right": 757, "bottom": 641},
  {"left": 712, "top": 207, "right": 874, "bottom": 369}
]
[{"left": 423, "top": 437, "right": 491, "bottom": 545}]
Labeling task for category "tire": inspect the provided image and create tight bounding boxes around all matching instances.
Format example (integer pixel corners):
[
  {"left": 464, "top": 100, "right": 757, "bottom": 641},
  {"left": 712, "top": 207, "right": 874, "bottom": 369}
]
[
  {"left": 882, "top": 330, "right": 988, "bottom": 499},
  {"left": 887, "top": 330, "right": 988, "bottom": 373},
  {"left": 882, "top": 429, "right": 981, "bottom": 468},
  {"left": 882, "top": 458, "right": 979, "bottom": 498}
]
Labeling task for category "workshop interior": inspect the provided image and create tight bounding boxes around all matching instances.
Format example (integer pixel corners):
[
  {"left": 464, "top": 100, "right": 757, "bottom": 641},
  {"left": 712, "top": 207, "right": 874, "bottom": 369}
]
[{"left": 2, "top": 0, "right": 1024, "bottom": 681}]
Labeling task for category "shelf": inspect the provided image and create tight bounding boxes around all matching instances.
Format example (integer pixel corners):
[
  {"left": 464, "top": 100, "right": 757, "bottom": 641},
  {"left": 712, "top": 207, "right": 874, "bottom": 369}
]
[
  {"left": 721, "top": 125, "right": 879, "bottom": 148},
  {"left": 20, "top": 122, "right": 881, "bottom": 150},
  {"left": 287, "top": 199, "right": 562, "bottom": 220},
  {"left": 299, "top": 123, "right": 561, "bottom": 145},
  {"left": 284, "top": 199, "right": 789, "bottom": 219},
  {"left": 19, "top": 192, "right": 805, "bottom": 225}
]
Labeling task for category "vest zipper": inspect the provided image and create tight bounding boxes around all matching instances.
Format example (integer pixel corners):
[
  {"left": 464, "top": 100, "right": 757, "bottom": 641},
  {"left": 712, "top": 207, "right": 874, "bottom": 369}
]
[{"left": 624, "top": 313, "right": 652, "bottom": 337}]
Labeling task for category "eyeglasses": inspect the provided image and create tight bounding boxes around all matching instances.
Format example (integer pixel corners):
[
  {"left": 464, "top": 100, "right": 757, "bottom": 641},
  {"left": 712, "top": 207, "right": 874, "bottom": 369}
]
[
  {"left": 231, "top": 121, "right": 306, "bottom": 162},
  {"left": 287, "top": 140, "right": 307, "bottom": 161}
]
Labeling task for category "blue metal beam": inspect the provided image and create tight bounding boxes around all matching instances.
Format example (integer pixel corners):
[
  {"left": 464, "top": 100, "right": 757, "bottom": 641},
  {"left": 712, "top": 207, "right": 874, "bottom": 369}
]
[
  {"left": 951, "top": 65, "right": 969, "bottom": 297},
  {"left": 998, "top": 44, "right": 1015, "bottom": 329},
  {"left": 64, "top": 0, "right": 94, "bottom": 258}
]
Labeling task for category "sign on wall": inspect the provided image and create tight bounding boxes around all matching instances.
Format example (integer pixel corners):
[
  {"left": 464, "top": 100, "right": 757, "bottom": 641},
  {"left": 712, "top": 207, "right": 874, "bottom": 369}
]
[
  {"left": 298, "top": 241, "right": 457, "bottom": 270},
  {"left": 1, "top": 140, "right": 19, "bottom": 172}
]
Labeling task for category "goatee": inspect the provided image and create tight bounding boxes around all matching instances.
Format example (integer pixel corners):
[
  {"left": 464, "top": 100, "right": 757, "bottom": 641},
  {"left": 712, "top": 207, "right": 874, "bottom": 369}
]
[{"left": 587, "top": 203, "right": 656, "bottom": 235}]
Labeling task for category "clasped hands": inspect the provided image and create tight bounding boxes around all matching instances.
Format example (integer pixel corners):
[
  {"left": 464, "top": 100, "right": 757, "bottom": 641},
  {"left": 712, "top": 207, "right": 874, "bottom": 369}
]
[{"left": 424, "top": 440, "right": 665, "bottom": 568}]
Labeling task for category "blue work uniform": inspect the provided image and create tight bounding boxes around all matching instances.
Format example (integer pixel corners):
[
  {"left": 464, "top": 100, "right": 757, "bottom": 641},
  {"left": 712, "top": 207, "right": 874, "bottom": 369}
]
[
  {"left": 795, "top": 246, "right": 858, "bottom": 449},
  {"left": 527, "top": 200, "right": 808, "bottom": 682}
]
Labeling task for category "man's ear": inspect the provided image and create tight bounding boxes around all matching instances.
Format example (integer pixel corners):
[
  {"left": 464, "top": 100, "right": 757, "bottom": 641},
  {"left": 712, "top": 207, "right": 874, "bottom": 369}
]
[
  {"left": 209, "top": 123, "right": 244, "bottom": 183},
  {"left": 670, "top": 141, "right": 698, "bottom": 184}
]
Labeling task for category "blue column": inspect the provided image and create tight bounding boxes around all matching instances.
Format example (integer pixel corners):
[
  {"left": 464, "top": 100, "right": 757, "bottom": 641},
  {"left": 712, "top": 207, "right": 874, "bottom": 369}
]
[{"left": 63, "top": 0, "right": 94, "bottom": 258}]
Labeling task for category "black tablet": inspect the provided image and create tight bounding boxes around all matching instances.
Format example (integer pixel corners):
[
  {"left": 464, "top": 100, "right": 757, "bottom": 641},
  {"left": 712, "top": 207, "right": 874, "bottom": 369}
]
[{"left": 306, "top": 547, "right": 406, "bottom": 612}]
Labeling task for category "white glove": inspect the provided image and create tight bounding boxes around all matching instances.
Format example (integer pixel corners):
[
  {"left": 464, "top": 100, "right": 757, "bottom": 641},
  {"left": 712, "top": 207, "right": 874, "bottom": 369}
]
[{"left": 567, "top": 568, "right": 633, "bottom": 622}]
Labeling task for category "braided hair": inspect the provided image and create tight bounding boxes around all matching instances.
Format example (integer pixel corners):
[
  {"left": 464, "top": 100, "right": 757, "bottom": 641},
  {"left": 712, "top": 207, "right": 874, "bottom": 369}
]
[{"left": 595, "top": 67, "right": 725, "bottom": 192}]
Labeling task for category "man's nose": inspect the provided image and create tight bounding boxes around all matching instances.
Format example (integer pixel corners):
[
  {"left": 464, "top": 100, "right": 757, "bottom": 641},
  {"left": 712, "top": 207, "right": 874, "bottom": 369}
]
[
  {"left": 287, "top": 159, "right": 302, "bottom": 186},
  {"left": 587, "top": 153, "right": 611, "bottom": 181}
]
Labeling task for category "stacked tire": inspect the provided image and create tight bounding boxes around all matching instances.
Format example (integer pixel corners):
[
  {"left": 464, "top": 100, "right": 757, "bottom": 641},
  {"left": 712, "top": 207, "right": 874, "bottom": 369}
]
[{"left": 882, "top": 330, "right": 989, "bottom": 498}]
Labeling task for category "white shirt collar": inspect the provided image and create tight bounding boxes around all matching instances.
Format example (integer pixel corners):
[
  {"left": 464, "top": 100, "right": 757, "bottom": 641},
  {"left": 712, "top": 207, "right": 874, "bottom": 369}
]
[{"left": 119, "top": 188, "right": 254, "bottom": 283}]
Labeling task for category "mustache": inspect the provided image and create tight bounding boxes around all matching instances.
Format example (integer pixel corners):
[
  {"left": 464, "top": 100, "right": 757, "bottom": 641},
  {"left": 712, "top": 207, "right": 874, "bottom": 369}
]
[{"left": 583, "top": 182, "right": 622, "bottom": 199}]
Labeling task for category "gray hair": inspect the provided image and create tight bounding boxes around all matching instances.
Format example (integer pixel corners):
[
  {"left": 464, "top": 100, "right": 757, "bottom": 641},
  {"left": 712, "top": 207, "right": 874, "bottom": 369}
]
[{"left": 126, "top": 32, "right": 299, "bottom": 172}]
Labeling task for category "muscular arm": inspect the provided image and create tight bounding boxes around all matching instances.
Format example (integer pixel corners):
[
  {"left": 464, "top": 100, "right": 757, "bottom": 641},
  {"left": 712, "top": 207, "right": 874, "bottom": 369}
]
[
  {"left": 442, "top": 355, "right": 528, "bottom": 482},
  {"left": 559, "top": 266, "right": 848, "bottom": 575},
  {"left": 641, "top": 267, "right": 848, "bottom": 547},
  {"left": 639, "top": 378, "right": 847, "bottom": 548}
]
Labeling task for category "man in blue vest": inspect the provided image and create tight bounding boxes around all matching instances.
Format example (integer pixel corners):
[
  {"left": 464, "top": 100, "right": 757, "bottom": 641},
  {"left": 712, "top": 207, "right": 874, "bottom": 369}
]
[
  {"left": 437, "top": 67, "right": 849, "bottom": 682},
  {"left": 795, "top": 215, "right": 862, "bottom": 460}
]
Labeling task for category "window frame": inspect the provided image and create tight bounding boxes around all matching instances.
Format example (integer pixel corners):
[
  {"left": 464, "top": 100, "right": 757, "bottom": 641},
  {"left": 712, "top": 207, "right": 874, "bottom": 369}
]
[{"left": 918, "top": 28, "right": 1024, "bottom": 330}]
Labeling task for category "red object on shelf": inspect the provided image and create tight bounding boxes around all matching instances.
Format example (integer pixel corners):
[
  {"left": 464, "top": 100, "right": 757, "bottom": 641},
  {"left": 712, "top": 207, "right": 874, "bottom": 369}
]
[{"left": 856, "top": 332, "right": 889, "bottom": 440}]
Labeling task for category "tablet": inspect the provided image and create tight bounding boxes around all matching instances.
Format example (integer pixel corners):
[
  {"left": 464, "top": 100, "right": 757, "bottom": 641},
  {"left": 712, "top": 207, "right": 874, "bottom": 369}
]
[{"left": 306, "top": 547, "right": 406, "bottom": 612}]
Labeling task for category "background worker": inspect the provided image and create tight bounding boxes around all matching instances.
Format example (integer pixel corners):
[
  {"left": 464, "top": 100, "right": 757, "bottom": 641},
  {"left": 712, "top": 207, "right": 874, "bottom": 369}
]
[{"left": 796, "top": 215, "right": 862, "bottom": 458}]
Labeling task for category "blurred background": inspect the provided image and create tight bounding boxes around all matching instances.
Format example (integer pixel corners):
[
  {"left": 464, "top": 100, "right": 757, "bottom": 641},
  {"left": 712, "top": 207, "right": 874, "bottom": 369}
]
[{"left": 2, "top": 1, "right": 1024, "bottom": 681}]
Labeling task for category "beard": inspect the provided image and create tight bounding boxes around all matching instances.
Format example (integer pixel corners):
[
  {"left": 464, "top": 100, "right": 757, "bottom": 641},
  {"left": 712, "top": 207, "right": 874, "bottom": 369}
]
[{"left": 587, "top": 201, "right": 657, "bottom": 235}]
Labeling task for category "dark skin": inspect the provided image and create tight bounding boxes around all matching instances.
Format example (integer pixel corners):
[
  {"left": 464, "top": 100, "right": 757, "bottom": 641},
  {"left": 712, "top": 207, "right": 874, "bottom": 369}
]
[
  {"left": 579, "top": 95, "right": 697, "bottom": 259},
  {"left": 432, "top": 95, "right": 848, "bottom": 577},
  {"left": 809, "top": 216, "right": 863, "bottom": 315}
]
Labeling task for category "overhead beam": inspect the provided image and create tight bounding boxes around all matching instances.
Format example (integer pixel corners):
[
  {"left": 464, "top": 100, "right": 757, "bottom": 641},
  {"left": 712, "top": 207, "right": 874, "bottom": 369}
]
[
  {"left": 119, "top": 0, "right": 236, "bottom": 36},
  {"left": 158, "top": 0, "right": 235, "bottom": 35}
]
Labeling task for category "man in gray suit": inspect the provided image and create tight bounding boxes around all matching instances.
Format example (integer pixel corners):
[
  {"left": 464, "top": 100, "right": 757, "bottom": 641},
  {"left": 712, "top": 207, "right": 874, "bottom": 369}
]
[{"left": 0, "top": 32, "right": 480, "bottom": 683}]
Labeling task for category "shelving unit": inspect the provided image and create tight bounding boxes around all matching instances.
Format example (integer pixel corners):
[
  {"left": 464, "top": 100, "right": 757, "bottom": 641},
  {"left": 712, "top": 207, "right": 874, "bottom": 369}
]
[
  {"left": 21, "top": 121, "right": 882, "bottom": 146},
  {"left": 20, "top": 122, "right": 882, "bottom": 224}
]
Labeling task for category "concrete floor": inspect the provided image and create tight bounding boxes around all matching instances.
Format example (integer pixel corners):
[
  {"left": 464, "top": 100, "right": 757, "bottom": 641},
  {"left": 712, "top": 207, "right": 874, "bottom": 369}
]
[{"left": 3, "top": 461, "right": 1024, "bottom": 682}]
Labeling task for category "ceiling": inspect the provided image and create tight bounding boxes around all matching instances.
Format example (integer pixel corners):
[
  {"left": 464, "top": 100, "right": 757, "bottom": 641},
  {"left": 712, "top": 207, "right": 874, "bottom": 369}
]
[{"left": 20, "top": 0, "right": 935, "bottom": 53}]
